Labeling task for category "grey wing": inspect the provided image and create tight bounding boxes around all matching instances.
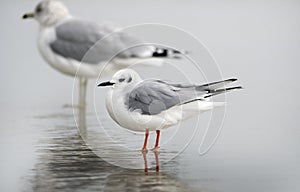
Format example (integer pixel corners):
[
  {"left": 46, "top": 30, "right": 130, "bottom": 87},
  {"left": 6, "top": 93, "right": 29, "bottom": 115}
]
[
  {"left": 50, "top": 19, "right": 154, "bottom": 64},
  {"left": 126, "top": 78, "right": 239, "bottom": 115},
  {"left": 127, "top": 80, "right": 200, "bottom": 115}
]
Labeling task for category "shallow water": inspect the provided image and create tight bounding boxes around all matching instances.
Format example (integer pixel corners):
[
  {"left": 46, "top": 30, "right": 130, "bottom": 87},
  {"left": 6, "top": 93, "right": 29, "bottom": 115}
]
[
  {"left": 1, "top": 0, "right": 300, "bottom": 191},
  {"left": 21, "top": 107, "right": 196, "bottom": 192},
  {"left": 0, "top": 104, "right": 295, "bottom": 192}
]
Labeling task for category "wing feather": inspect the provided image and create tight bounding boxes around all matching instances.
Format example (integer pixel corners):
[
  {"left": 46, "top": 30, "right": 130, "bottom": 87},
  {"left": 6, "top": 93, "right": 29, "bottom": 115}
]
[
  {"left": 50, "top": 19, "right": 154, "bottom": 64},
  {"left": 127, "top": 80, "right": 199, "bottom": 115},
  {"left": 126, "top": 78, "right": 239, "bottom": 115}
]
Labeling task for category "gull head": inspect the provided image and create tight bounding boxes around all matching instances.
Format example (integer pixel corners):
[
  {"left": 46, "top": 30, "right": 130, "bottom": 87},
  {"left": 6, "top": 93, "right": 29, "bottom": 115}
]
[
  {"left": 98, "top": 69, "right": 142, "bottom": 90},
  {"left": 22, "top": 0, "right": 70, "bottom": 26}
]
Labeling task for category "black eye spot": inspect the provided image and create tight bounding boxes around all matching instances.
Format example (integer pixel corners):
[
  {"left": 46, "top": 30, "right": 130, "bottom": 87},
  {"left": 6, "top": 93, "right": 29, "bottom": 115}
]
[
  {"left": 36, "top": 4, "right": 43, "bottom": 13},
  {"left": 127, "top": 77, "right": 132, "bottom": 83},
  {"left": 119, "top": 78, "right": 125, "bottom": 82}
]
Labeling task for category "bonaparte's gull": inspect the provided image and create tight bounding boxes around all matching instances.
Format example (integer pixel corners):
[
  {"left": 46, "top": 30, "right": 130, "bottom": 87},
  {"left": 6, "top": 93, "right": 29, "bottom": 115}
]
[{"left": 98, "top": 69, "right": 242, "bottom": 151}]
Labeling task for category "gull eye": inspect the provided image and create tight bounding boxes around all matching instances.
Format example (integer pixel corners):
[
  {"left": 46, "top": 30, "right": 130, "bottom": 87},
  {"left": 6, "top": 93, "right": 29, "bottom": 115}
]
[
  {"left": 36, "top": 5, "right": 43, "bottom": 13},
  {"left": 119, "top": 78, "right": 125, "bottom": 82}
]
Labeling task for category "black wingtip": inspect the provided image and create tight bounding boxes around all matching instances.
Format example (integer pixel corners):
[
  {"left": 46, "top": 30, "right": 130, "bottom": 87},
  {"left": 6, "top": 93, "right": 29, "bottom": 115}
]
[
  {"left": 204, "top": 85, "right": 243, "bottom": 98},
  {"left": 152, "top": 48, "right": 188, "bottom": 59},
  {"left": 173, "top": 49, "right": 181, "bottom": 54},
  {"left": 224, "top": 86, "right": 243, "bottom": 91},
  {"left": 227, "top": 78, "right": 238, "bottom": 82}
]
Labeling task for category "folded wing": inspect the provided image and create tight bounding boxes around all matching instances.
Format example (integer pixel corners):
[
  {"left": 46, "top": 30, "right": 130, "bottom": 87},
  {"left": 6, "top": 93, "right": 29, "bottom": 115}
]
[
  {"left": 126, "top": 78, "right": 242, "bottom": 115},
  {"left": 50, "top": 19, "right": 155, "bottom": 64}
]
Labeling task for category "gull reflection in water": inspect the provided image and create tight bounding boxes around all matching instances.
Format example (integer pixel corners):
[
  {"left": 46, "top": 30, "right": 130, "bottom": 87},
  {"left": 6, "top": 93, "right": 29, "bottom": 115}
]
[
  {"left": 142, "top": 151, "right": 160, "bottom": 175},
  {"left": 24, "top": 106, "right": 196, "bottom": 192}
]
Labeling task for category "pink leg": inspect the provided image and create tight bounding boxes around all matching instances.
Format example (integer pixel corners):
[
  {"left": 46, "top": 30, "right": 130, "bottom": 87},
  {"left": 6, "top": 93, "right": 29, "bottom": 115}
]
[
  {"left": 141, "top": 129, "right": 149, "bottom": 152},
  {"left": 151, "top": 130, "right": 160, "bottom": 151}
]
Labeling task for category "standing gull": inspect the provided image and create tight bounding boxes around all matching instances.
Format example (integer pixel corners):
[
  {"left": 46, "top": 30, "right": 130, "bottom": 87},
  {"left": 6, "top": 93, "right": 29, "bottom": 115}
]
[
  {"left": 22, "top": 0, "right": 183, "bottom": 107},
  {"left": 98, "top": 69, "right": 242, "bottom": 151}
]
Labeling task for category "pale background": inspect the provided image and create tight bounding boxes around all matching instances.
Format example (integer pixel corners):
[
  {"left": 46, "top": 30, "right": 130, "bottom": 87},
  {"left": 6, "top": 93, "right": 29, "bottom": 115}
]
[{"left": 0, "top": 0, "right": 299, "bottom": 192}]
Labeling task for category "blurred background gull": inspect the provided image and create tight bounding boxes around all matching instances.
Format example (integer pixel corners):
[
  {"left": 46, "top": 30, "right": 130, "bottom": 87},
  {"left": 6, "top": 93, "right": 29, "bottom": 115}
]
[
  {"left": 0, "top": 0, "right": 299, "bottom": 192},
  {"left": 21, "top": 0, "right": 184, "bottom": 108}
]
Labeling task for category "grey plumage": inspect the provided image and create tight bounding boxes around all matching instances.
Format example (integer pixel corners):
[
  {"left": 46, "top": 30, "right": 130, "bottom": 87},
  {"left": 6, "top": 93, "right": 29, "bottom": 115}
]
[
  {"left": 126, "top": 78, "right": 242, "bottom": 115},
  {"left": 50, "top": 19, "right": 155, "bottom": 64}
]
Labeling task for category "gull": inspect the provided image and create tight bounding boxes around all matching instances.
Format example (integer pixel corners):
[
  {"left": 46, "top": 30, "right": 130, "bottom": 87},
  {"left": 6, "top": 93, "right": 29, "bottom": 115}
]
[
  {"left": 22, "top": 0, "right": 183, "bottom": 107},
  {"left": 98, "top": 69, "right": 242, "bottom": 151}
]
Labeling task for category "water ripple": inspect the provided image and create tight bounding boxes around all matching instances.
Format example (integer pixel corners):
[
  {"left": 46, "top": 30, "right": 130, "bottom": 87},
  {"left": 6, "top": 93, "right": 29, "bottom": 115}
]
[{"left": 24, "top": 108, "right": 198, "bottom": 192}]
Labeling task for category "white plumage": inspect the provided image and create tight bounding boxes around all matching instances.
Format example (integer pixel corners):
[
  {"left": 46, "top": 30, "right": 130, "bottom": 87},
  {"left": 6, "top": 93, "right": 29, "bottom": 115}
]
[
  {"left": 98, "top": 69, "right": 242, "bottom": 151},
  {"left": 23, "top": 0, "right": 180, "bottom": 106}
]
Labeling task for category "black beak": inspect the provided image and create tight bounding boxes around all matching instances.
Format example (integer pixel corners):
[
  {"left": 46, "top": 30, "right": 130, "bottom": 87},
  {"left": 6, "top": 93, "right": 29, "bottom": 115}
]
[
  {"left": 22, "top": 13, "right": 34, "bottom": 19},
  {"left": 97, "top": 81, "right": 115, "bottom": 87}
]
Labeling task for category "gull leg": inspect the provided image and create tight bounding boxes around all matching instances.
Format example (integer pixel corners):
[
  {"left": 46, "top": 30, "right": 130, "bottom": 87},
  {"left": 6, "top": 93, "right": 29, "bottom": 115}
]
[
  {"left": 63, "top": 78, "right": 87, "bottom": 108},
  {"left": 151, "top": 130, "right": 160, "bottom": 151},
  {"left": 141, "top": 129, "right": 149, "bottom": 152},
  {"left": 78, "top": 78, "right": 88, "bottom": 108},
  {"left": 63, "top": 78, "right": 88, "bottom": 108}
]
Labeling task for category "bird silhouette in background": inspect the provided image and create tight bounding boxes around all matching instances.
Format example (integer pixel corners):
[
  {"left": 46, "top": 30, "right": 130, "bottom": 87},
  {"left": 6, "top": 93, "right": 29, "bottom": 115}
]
[{"left": 22, "top": 0, "right": 184, "bottom": 107}]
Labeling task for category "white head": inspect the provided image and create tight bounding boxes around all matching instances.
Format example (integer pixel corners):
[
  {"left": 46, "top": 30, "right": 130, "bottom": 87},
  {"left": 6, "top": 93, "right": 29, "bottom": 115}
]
[
  {"left": 98, "top": 69, "right": 142, "bottom": 90},
  {"left": 22, "top": 0, "right": 70, "bottom": 26}
]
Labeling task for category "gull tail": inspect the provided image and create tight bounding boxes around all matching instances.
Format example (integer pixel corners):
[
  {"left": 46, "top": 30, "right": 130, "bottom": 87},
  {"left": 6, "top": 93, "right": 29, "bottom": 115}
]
[
  {"left": 194, "top": 77, "right": 242, "bottom": 98},
  {"left": 197, "top": 78, "right": 238, "bottom": 91},
  {"left": 204, "top": 86, "right": 243, "bottom": 98},
  {"left": 152, "top": 47, "right": 187, "bottom": 59}
]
